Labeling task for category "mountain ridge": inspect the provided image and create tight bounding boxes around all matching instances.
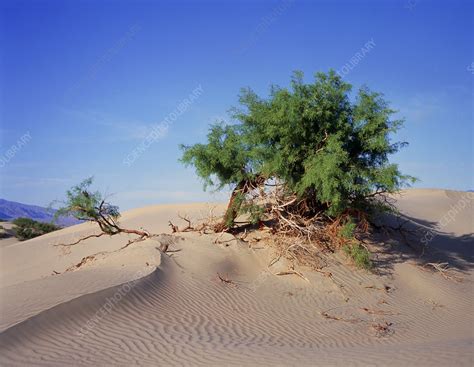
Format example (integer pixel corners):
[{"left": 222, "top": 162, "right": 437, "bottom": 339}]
[{"left": 0, "top": 199, "right": 80, "bottom": 226}]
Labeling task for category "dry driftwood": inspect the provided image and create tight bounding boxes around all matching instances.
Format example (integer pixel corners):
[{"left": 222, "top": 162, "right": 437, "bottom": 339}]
[
  {"left": 422, "top": 262, "right": 463, "bottom": 282},
  {"left": 360, "top": 307, "right": 399, "bottom": 316},
  {"left": 54, "top": 232, "right": 109, "bottom": 247},
  {"left": 275, "top": 268, "right": 310, "bottom": 283},
  {"left": 64, "top": 255, "right": 97, "bottom": 272},
  {"left": 216, "top": 272, "right": 238, "bottom": 287},
  {"left": 320, "top": 307, "right": 363, "bottom": 324}
]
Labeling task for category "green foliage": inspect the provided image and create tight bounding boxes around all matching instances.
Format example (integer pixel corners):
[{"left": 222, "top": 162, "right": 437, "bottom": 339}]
[
  {"left": 339, "top": 219, "right": 356, "bottom": 239},
  {"left": 12, "top": 217, "right": 61, "bottom": 241},
  {"left": 343, "top": 242, "right": 372, "bottom": 270},
  {"left": 55, "top": 177, "right": 121, "bottom": 235},
  {"left": 240, "top": 201, "right": 265, "bottom": 225},
  {"left": 180, "top": 124, "right": 258, "bottom": 189},
  {"left": 0, "top": 225, "right": 8, "bottom": 238},
  {"left": 181, "top": 70, "right": 415, "bottom": 226}
]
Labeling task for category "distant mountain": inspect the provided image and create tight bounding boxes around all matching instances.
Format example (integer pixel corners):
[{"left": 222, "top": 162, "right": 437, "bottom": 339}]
[{"left": 0, "top": 199, "right": 81, "bottom": 227}]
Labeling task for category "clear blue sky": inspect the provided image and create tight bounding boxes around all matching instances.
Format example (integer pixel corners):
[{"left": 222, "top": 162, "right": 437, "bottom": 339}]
[{"left": 1, "top": 0, "right": 472, "bottom": 210}]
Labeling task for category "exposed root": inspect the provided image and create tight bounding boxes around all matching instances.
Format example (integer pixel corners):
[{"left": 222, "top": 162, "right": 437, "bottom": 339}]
[
  {"left": 313, "top": 268, "right": 333, "bottom": 277},
  {"left": 321, "top": 306, "right": 395, "bottom": 337},
  {"left": 64, "top": 255, "right": 97, "bottom": 272},
  {"left": 55, "top": 232, "right": 109, "bottom": 247},
  {"left": 168, "top": 214, "right": 213, "bottom": 233},
  {"left": 320, "top": 307, "right": 363, "bottom": 324},
  {"left": 165, "top": 248, "right": 182, "bottom": 253},
  {"left": 364, "top": 284, "right": 395, "bottom": 293},
  {"left": 423, "top": 262, "right": 463, "bottom": 282},
  {"left": 214, "top": 235, "right": 238, "bottom": 246},
  {"left": 360, "top": 307, "right": 399, "bottom": 316},
  {"left": 168, "top": 221, "right": 179, "bottom": 233},
  {"left": 163, "top": 185, "right": 410, "bottom": 277},
  {"left": 119, "top": 233, "right": 150, "bottom": 250},
  {"left": 55, "top": 227, "right": 152, "bottom": 249},
  {"left": 269, "top": 234, "right": 330, "bottom": 271},
  {"left": 158, "top": 234, "right": 184, "bottom": 253},
  {"left": 54, "top": 233, "right": 180, "bottom": 275},
  {"left": 216, "top": 272, "right": 238, "bottom": 288},
  {"left": 239, "top": 229, "right": 249, "bottom": 243},
  {"left": 178, "top": 214, "right": 194, "bottom": 231},
  {"left": 275, "top": 267, "right": 309, "bottom": 283}
]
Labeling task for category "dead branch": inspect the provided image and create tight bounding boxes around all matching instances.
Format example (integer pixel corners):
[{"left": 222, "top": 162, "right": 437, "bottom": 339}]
[
  {"left": 55, "top": 227, "right": 151, "bottom": 249},
  {"left": 178, "top": 214, "right": 194, "bottom": 231},
  {"left": 119, "top": 233, "right": 150, "bottom": 250},
  {"left": 168, "top": 221, "right": 179, "bottom": 233},
  {"left": 168, "top": 214, "right": 196, "bottom": 233},
  {"left": 423, "top": 262, "right": 463, "bottom": 282},
  {"left": 216, "top": 272, "right": 238, "bottom": 287},
  {"left": 313, "top": 268, "right": 333, "bottom": 277},
  {"left": 364, "top": 284, "right": 394, "bottom": 293},
  {"left": 214, "top": 234, "right": 237, "bottom": 246},
  {"left": 64, "top": 255, "right": 97, "bottom": 272},
  {"left": 360, "top": 307, "right": 399, "bottom": 316},
  {"left": 268, "top": 253, "right": 282, "bottom": 267},
  {"left": 320, "top": 307, "right": 363, "bottom": 324},
  {"left": 275, "top": 268, "right": 310, "bottom": 283},
  {"left": 55, "top": 232, "right": 109, "bottom": 247}
]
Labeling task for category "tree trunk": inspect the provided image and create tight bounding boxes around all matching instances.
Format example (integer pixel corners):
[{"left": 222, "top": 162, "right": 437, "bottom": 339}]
[
  {"left": 214, "top": 179, "right": 247, "bottom": 232},
  {"left": 214, "top": 175, "right": 266, "bottom": 232}
]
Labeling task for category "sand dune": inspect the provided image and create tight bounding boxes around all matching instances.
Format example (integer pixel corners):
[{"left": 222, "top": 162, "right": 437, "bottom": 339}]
[{"left": 0, "top": 189, "right": 473, "bottom": 366}]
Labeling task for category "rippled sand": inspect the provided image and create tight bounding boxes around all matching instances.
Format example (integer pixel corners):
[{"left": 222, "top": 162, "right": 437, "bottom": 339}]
[{"left": 1, "top": 190, "right": 472, "bottom": 366}]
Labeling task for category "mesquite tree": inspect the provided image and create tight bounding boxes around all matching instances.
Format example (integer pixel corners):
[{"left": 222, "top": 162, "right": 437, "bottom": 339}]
[
  {"left": 55, "top": 178, "right": 149, "bottom": 244},
  {"left": 180, "top": 71, "right": 415, "bottom": 231}
]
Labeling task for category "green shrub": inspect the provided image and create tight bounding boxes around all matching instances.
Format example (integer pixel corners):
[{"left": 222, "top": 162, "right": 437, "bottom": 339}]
[
  {"left": 12, "top": 217, "right": 61, "bottom": 241},
  {"left": 0, "top": 225, "right": 8, "bottom": 238},
  {"left": 339, "top": 220, "right": 356, "bottom": 239},
  {"left": 54, "top": 178, "right": 149, "bottom": 240},
  {"left": 343, "top": 242, "right": 372, "bottom": 270}
]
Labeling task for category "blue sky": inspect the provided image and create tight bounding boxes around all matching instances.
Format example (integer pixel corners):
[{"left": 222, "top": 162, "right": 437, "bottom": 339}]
[{"left": 0, "top": 0, "right": 472, "bottom": 210}]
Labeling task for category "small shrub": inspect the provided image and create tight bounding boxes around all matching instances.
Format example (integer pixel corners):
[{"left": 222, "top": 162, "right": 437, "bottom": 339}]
[
  {"left": 12, "top": 217, "right": 61, "bottom": 241},
  {"left": 343, "top": 242, "right": 372, "bottom": 270},
  {"left": 0, "top": 225, "right": 9, "bottom": 238},
  {"left": 339, "top": 219, "right": 356, "bottom": 239},
  {"left": 54, "top": 178, "right": 150, "bottom": 242}
]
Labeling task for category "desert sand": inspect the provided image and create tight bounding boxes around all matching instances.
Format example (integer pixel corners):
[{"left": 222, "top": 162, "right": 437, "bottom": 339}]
[{"left": 0, "top": 189, "right": 472, "bottom": 366}]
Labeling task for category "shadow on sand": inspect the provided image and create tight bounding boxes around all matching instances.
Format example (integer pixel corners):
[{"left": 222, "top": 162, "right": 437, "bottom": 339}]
[{"left": 370, "top": 212, "right": 474, "bottom": 276}]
